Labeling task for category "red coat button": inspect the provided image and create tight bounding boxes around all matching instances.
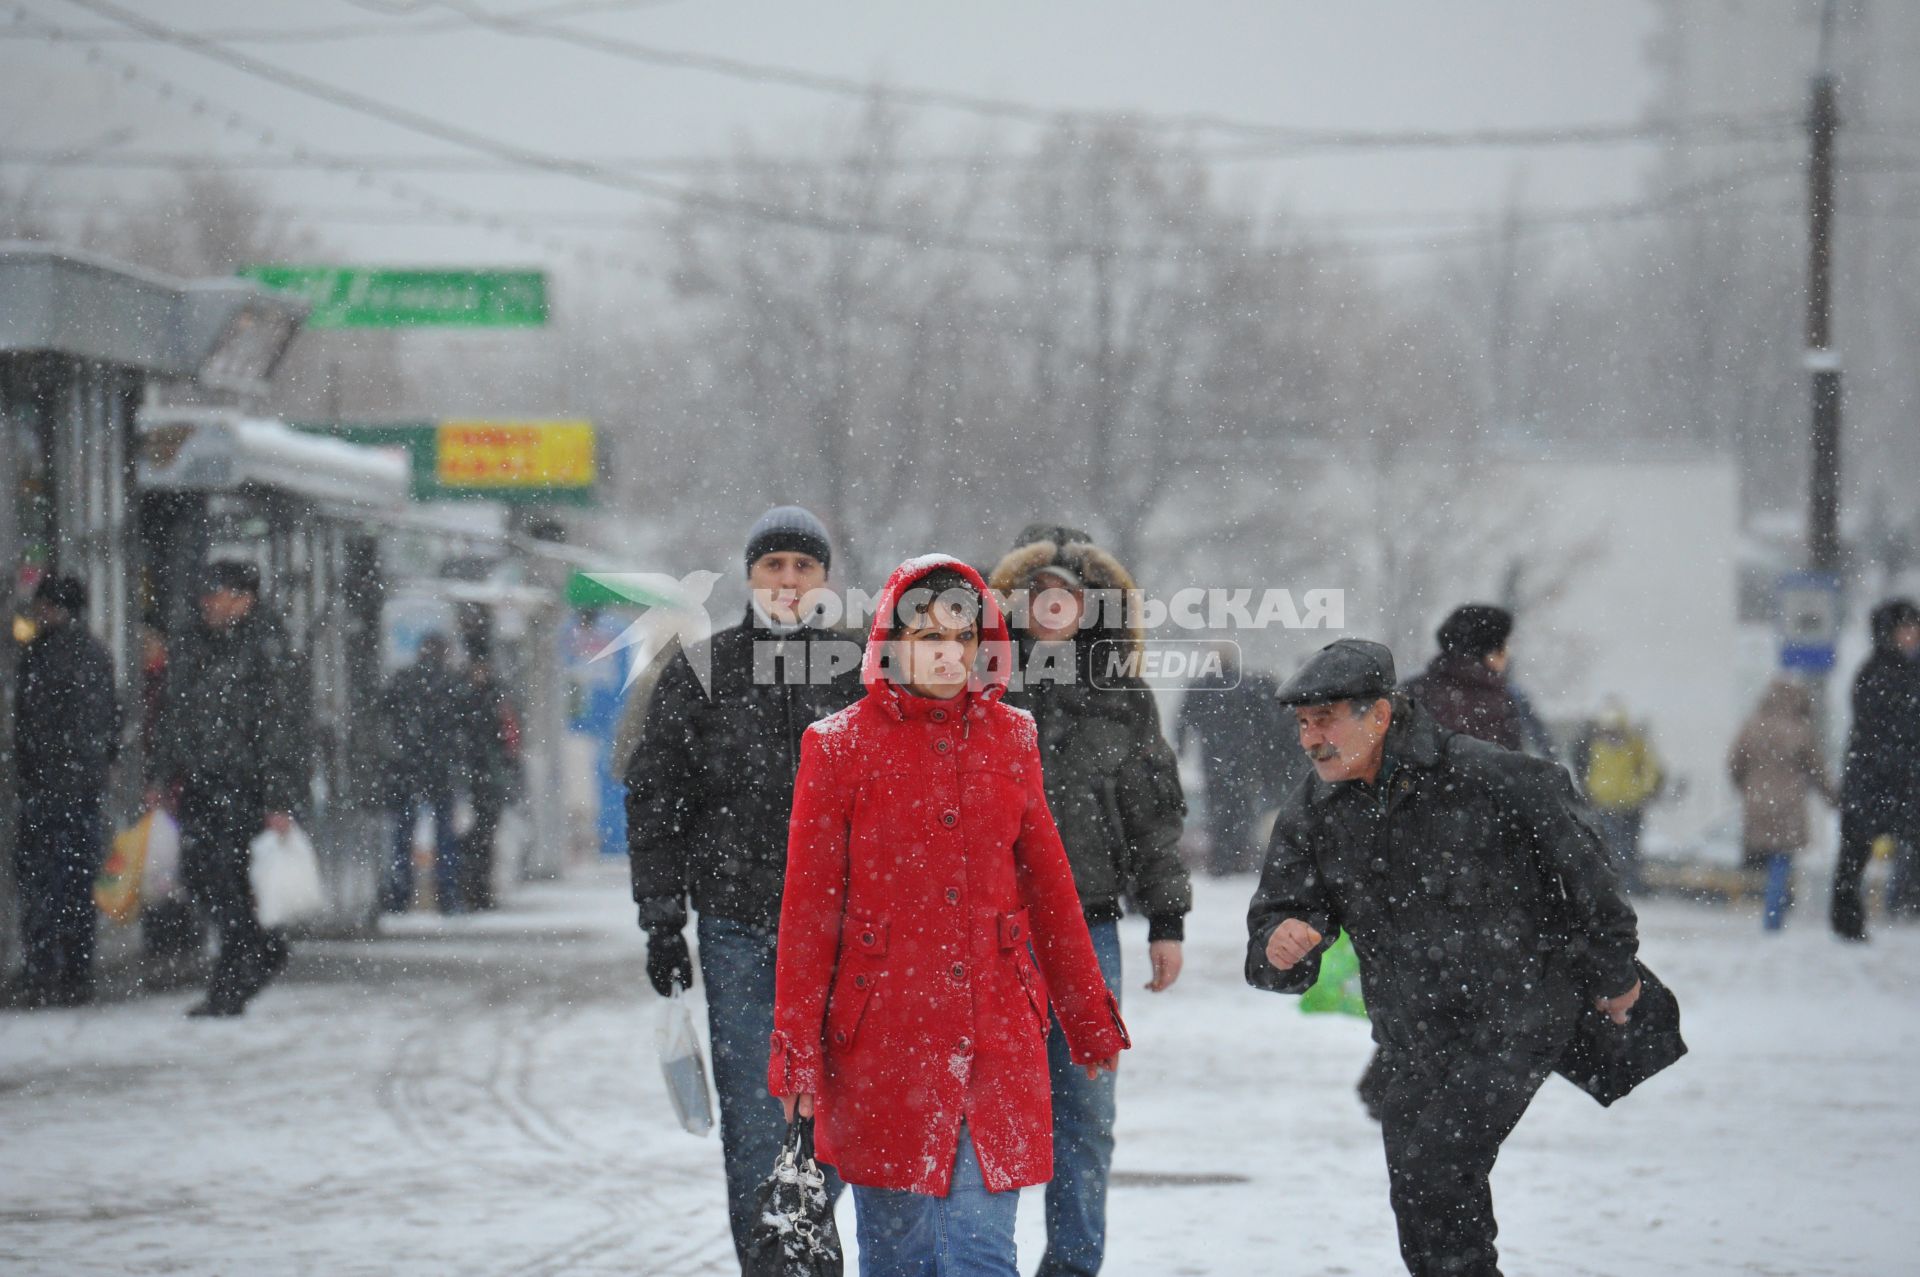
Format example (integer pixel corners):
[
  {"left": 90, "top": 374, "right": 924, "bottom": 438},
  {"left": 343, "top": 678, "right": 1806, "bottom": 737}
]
[
  {"left": 854, "top": 974, "right": 868, "bottom": 989},
  {"left": 934, "top": 738, "right": 952, "bottom": 754},
  {"left": 957, "top": 1037, "right": 972, "bottom": 1054},
  {"left": 946, "top": 888, "right": 959, "bottom": 904},
  {"left": 951, "top": 963, "right": 965, "bottom": 981},
  {"left": 931, "top": 709, "right": 947, "bottom": 722},
  {"left": 941, "top": 811, "right": 958, "bottom": 827}
]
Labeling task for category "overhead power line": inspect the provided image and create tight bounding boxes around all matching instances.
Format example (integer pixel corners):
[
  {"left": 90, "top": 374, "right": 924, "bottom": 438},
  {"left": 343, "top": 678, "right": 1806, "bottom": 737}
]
[
  {"left": 16, "top": 0, "right": 1799, "bottom": 154},
  {"left": 18, "top": 4, "right": 1892, "bottom": 269},
  {"left": 8, "top": 6, "right": 660, "bottom": 275},
  {"left": 24, "top": 0, "right": 1821, "bottom": 264},
  {"left": 39, "top": 0, "right": 1070, "bottom": 253},
  {"left": 0, "top": 0, "right": 673, "bottom": 44},
  {"left": 353, "top": 0, "right": 1810, "bottom": 152}
]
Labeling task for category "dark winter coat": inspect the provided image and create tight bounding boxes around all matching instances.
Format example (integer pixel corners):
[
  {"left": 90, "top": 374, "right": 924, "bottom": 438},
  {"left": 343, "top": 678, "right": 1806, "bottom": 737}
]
[
  {"left": 626, "top": 609, "right": 865, "bottom": 932},
  {"left": 151, "top": 608, "right": 307, "bottom": 812},
  {"left": 451, "top": 667, "right": 517, "bottom": 800},
  {"left": 1402, "top": 651, "right": 1525, "bottom": 752},
  {"left": 1840, "top": 605, "right": 1920, "bottom": 835},
  {"left": 769, "top": 556, "right": 1128, "bottom": 1195},
  {"left": 14, "top": 620, "right": 121, "bottom": 799},
  {"left": 1176, "top": 666, "right": 1267, "bottom": 786},
  {"left": 989, "top": 538, "right": 1191, "bottom": 941},
  {"left": 1245, "top": 700, "right": 1640, "bottom": 1057},
  {"left": 381, "top": 658, "right": 468, "bottom": 800}
]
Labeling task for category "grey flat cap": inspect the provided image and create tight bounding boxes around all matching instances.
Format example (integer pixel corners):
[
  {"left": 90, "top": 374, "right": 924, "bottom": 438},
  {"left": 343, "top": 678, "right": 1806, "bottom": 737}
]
[{"left": 1275, "top": 638, "right": 1397, "bottom": 706}]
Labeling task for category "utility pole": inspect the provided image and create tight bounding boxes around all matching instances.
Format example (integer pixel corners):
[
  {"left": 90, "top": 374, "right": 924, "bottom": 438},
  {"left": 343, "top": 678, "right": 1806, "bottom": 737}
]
[{"left": 1806, "top": 7, "right": 1842, "bottom": 576}]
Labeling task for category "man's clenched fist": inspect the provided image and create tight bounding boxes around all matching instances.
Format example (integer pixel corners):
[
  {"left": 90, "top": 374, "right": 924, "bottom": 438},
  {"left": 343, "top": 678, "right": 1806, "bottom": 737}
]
[{"left": 1265, "top": 919, "right": 1324, "bottom": 971}]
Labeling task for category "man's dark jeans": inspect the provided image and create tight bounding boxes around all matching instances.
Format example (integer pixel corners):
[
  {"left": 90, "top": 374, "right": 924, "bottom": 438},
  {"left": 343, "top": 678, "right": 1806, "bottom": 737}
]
[
  {"left": 15, "top": 792, "right": 105, "bottom": 1003},
  {"left": 179, "top": 783, "right": 287, "bottom": 1013},
  {"left": 697, "top": 913, "right": 843, "bottom": 1266}
]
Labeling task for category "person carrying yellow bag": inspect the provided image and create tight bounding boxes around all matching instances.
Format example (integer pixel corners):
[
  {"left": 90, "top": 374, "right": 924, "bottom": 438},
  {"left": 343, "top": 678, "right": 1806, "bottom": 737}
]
[{"left": 94, "top": 815, "right": 152, "bottom": 925}]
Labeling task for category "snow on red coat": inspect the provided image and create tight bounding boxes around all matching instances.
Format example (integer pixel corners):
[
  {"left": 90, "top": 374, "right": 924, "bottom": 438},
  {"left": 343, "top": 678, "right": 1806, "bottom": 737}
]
[{"left": 768, "top": 554, "right": 1130, "bottom": 1195}]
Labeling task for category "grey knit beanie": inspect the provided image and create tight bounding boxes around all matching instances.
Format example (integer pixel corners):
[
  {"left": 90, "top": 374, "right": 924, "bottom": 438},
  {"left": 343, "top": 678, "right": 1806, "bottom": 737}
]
[{"left": 745, "top": 505, "right": 832, "bottom": 576}]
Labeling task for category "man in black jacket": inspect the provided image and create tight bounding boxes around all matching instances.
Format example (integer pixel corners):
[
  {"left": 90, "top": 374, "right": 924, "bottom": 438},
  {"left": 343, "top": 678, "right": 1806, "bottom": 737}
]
[
  {"left": 1175, "top": 644, "right": 1272, "bottom": 876},
  {"left": 13, "top": 575, "right": 120, "bottom": 1007},
  {"left": 453, "top": 631, "right": 516, "bottom": 912},
  {"left": 151, "top": 562, "right": 307, "bottom": 1018},
  {"left": 1247, "top": 639, "right": 1640, "bottom": 1277},
  {"left": 380, "top": 634, "right": 466, "bottom": 914},
  {"left": 1831, "top": 598, "right": 1920, "bottom": 939},
  {"left": 990, "top": 525, "right": 1191, "bottom": 1277},
  {"left": 625, "top": 505, "right": 863, "bottom": 1265}
]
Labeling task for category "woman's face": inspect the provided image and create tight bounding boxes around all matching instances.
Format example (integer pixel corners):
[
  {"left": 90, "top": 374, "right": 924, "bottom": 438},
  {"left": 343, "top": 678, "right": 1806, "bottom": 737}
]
[{"left": 895, "top": 599, "right": 981, "bottom": 700}]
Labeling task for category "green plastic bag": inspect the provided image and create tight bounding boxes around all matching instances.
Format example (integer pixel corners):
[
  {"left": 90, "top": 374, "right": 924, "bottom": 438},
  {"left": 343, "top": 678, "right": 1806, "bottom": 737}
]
[{"left": 1299, "top": 930, "right": 1367, "bottom": 1018}]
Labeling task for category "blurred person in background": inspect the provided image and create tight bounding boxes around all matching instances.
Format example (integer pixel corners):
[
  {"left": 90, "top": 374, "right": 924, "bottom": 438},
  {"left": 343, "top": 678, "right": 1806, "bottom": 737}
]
[
  {"left": 150, "top": 561, "right": 305, "bottom": 1018},
  {"left": 380, "top": 633, "right": 467, "bottom": 915},
  {"left": 1729, "top": 678, "right": 1835, "bottom": 932},
  {"left": 1403, "top": 604, "right": 1525, "bottom": 752},
  {"left": 12, "top": 574, "right": 119, "bottom": 1008},
  {"left": 1574, "top": 699, "right": 1664, "bottom": 893},
  {"left": 1175, "top": 640, "right": 1270, "bottom": 877},
  {"left": 1830, "top": 599, "right": 1920, "bottom": 941},
  {"left": 453, "top": 631, "right": 517, "bottom": 912}
]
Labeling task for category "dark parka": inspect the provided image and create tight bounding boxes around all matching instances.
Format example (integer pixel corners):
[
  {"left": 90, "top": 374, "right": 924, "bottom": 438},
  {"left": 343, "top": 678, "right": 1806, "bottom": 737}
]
[
  {"left": 1840, "top": 602, "right": 1920, "bottom": 837},
  {"left": 625, "top": 610, "right": 865, "bottom": 932},
  {"left": 1402, "top": 651, "right": 1524, "bottom": 753},
  {"left": 151, "top": 608, "right": 307, "bottom": 813},
  {"left": 1246, "top": 700, "right": 1640, "bottom": 1055},
  {"left": 989, "top": 538, "right": 1191, "bottom": 941},
  {"left": 15, "top": 620, "right": 121, "bottom": 800},
  {"left": 380, "top": 656, "right": 468, "bottom": 801}
]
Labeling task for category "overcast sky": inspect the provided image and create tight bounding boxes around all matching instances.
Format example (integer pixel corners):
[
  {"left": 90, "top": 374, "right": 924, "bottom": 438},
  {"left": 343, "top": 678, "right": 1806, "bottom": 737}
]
[{"left": 3, "top": 0, "right": 1669, "bottom": 271}]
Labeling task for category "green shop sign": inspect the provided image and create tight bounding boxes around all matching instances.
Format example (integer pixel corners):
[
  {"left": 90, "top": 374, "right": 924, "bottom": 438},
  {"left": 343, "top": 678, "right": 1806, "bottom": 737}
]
[{"left": 239, "top": 266, "right": 549, "bottom": 328}]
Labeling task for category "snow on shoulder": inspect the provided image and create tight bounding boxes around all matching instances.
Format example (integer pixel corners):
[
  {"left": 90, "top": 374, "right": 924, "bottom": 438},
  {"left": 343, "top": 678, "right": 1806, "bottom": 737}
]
[{"left": 803, "top": 703, "right": 862, "bottom": 755}]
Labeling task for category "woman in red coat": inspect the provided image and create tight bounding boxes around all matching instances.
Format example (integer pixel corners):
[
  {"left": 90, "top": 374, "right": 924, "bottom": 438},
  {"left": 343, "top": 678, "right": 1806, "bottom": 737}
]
[{"left": 769, "top": 555, "right": 1129, "bottom": 1275}]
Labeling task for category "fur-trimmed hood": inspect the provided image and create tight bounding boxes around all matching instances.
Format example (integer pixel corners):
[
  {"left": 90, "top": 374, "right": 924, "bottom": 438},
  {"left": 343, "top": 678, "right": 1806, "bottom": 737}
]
[{"left": 988, "top": 536, "right": 1144, "bottom": 659}]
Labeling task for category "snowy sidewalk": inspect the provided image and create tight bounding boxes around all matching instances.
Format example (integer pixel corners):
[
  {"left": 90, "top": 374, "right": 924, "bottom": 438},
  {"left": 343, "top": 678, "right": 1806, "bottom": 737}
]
[{"left": 2, "top": 863, "right": 1916, "bottom": 1275}]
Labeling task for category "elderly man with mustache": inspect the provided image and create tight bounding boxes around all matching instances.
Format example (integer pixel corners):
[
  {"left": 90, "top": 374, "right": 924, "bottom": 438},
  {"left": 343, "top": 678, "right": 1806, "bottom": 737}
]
[{"left": 1246, "top": 639, "right": 1642, "bottom": 1277}]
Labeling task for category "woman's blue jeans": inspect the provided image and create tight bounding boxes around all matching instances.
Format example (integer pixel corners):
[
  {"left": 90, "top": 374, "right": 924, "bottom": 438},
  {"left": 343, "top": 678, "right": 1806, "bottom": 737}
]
[{"left": 853, "top": 1124, "right": 1019, "bottom": 1276}]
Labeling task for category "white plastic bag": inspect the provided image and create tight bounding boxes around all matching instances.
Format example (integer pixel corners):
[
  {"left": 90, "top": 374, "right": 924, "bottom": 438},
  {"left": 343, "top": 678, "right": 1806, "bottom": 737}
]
[
  {"left": 140, "top": 809, "right": 183, "bottom": 901},
  {"left": 250, "top": 823, "right": 327, "bottom": 928},
  {"left": 658, "top": 992, "right": 715, "bottom": 1136}
]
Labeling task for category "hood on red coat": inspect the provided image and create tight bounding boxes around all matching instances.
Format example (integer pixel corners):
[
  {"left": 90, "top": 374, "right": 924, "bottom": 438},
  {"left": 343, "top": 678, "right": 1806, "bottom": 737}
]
[{"left": 860, "top": 555, "right": 1013, "bottom": 703}]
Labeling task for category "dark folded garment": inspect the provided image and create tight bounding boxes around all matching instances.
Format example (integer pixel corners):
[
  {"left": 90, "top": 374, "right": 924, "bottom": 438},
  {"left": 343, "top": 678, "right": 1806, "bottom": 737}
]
[{"left": 1556, "top": 960, "right": 1688, "bottom": 1107}]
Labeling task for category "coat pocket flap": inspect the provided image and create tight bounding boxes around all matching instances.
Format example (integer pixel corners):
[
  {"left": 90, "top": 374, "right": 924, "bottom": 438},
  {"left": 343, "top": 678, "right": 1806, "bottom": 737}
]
[{"left": 996, "top": 906, "right": 1032, "bottom": 950}]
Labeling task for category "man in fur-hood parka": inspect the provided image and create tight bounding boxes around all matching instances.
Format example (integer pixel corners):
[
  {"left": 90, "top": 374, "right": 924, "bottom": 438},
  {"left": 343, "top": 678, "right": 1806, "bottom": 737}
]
[{"left": 988, "top": 524, "right": 1190, "bottom": 1277}]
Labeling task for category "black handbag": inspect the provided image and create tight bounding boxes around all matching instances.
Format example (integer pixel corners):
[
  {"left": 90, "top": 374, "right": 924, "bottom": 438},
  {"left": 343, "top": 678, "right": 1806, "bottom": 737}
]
[
  {"left": 1555, "top": 959, "right": 1688, "bottom": 1107},
  {"left": 743, "top": 1117, "right": 843, "bottom": 1277}
]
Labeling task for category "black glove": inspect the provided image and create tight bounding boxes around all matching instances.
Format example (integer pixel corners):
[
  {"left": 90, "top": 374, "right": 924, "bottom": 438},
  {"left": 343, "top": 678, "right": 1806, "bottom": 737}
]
[{"left": 646, "top": 930, "right": 694, "bottom": 998}]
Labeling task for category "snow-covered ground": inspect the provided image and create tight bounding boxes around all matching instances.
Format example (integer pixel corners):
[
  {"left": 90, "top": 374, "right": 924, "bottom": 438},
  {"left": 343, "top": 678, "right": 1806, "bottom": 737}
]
[{"left": 3, "top": 863, "right": 1916, "bottom": 1276}]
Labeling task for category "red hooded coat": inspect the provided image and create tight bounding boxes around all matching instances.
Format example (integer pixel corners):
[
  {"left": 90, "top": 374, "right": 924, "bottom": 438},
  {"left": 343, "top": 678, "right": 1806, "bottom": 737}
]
[{"left": 767, "top": 555, "right": 1130, "bottom": 1195}]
